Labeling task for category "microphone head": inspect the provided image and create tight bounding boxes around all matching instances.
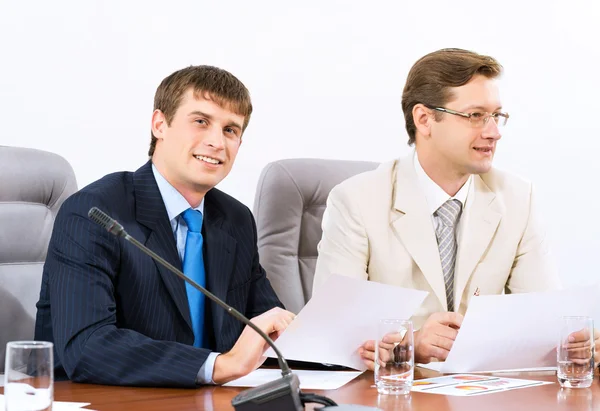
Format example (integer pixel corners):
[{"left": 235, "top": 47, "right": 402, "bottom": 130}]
[
  {"left": 88, "top": 207, "right": 125, "bottom": 237},
  {"left": 88, "top": 207, "right": 112, "bottom": 228}
]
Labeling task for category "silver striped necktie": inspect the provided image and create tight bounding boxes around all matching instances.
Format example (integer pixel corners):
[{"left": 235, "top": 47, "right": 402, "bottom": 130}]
[{"left": 434, "top": 199, "right": 463, "bottom": 312}]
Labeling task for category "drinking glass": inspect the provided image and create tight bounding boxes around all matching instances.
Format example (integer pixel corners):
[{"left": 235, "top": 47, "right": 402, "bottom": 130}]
[
  {"left": 4, "top": 341, "right": 54, "bottom": 411},
  {"left": 374, "top": 319, "right": 414, "bottom": 395},
  {"left": 557, "top": 316, "right": 594, "bottom": 388}
]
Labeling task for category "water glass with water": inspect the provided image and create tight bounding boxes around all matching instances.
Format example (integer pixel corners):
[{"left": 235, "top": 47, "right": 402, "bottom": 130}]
[
  {"left": 4, "top": 341, "right": 54, "bottom": 411},
  {"left": 557, "top": 316, "right": 594, "bottom": 388},
  {"left": 374, "top": 319, "right": 414, "bottom": 395}
]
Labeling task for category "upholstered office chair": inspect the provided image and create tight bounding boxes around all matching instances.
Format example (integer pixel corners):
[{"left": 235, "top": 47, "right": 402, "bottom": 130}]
[
  {"left": 253, "top": 158, "right": 378, "bottom": 314},
  {"left": 0, "top": 146, "right": 77, "bottom": 371}
]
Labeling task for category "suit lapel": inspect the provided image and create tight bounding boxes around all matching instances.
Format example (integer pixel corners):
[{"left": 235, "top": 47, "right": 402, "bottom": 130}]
[
  {"left": 391, "top": 158, "right": 448, "bottom": 309},
  {"left": 133, "top": 162, "right": 192, "bottom": 333},
  {"left": 454, "top": 175, "right": 502, "bottom": 303},
  {"left": 203, "top": 192, "right": 237, "bottom": 343}
]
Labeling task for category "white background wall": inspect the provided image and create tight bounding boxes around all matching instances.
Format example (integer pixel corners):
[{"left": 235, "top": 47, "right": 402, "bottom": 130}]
[{"left": 1, "top": 0, "right": 599, "bottom": 287}]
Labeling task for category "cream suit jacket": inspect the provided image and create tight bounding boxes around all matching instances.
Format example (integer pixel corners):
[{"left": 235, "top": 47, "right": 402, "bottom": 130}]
[{"left": 313, "top": 155, "right": 561, "bottom": 329}]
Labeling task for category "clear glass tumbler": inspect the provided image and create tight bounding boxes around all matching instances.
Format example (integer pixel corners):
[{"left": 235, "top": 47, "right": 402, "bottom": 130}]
[
  {"left": 557, "top": 316, "right": 594, "bottom": 389},
  {"left": 4, "top": 341, "right": 54, "bottom": 411},
  {"left": 374, "top": 319, "right": 414, "bottom": 395}
]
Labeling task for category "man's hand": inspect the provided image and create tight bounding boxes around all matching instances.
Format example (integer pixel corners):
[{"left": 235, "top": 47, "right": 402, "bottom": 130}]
[
  {"left": 212, "top": 307, "right": 295, "bottom": 384},
  {"left": 358, "top": 313, "right": 463, "bottom": 370},
  {"left": 358, "top": 340, "right": 378, "bottom": 371},
  {"left": 565, "top": 328, "right": 600, "bottom": 367},
  {"left": 414, "top": 312, "right": 463, "bottom": 364},
  {"left": 358, "top": 331, "right": 406, "bottom": 371}
]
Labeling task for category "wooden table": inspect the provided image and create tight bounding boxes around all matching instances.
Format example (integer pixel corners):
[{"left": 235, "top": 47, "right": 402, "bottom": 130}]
[{"left": 2, "top": 369, "right": 598, "bottom": 410}]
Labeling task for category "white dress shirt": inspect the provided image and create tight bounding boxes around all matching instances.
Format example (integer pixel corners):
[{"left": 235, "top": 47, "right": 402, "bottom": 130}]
[
  {"left": 152, "top": 164, "right": 218, "bottom": 385},
  {"left": 413, "top": 152, "right": 473, "bottom": 243}
]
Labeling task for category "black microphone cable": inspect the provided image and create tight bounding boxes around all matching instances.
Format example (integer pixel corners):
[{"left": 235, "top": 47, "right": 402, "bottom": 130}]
[{"left": 300, "top": 392, "right": 338, "bottom": 407}]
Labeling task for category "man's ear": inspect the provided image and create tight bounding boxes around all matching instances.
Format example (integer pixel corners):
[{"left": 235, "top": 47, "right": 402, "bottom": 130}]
[
  {"left": 412, "top": 103, "right": 433, "bottom": 138},
  {"left": 151, "top": 110, "right": 167, "bottom": 140}
]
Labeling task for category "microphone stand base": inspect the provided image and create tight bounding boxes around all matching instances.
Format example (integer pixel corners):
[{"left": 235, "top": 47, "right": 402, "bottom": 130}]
[{"left": 231, "top": 373, "right": 303, "bottom": 411}]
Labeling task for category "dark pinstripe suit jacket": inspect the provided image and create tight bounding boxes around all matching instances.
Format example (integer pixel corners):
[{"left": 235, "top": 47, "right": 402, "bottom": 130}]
[{"left": 34, "top": 161, "right": 283, "bottom": 387}]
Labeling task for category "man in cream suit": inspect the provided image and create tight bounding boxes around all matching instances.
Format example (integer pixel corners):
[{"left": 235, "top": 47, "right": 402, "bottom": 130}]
[{"left": 313, "top": 49, "right": 566, "bottom": 368}]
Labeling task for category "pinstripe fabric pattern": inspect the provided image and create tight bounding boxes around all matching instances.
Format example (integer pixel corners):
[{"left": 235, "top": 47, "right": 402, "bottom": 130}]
[
  {"left": 434, "top": 199, "right": 462, "bottom": 312},
  {"left": 34, "top": 161, "right": 282, "bottom": 387}
]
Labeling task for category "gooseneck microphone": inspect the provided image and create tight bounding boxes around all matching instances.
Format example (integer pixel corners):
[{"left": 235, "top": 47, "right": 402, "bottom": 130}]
[
  {"left": 87, "top": 206, "right": 291, "bottom": 377},
  {"left": 88, "top": 207, "right": 348, "bottom": 411}
]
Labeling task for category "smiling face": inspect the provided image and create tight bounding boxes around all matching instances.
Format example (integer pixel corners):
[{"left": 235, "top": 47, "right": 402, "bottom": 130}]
[
  {"left": 428, "top": 75, "right": 503, "bottom": 176},
  {"left": 151, "top": 89, "right": 245, "bottom": 206},
  {"left": 414, "top": 74, "right": 503, "bottom": 181}
]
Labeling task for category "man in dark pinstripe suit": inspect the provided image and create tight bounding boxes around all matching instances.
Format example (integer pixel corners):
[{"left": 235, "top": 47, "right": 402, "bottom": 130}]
[{"left": 34, "top": 66, "right": 295, "bottom": 387}]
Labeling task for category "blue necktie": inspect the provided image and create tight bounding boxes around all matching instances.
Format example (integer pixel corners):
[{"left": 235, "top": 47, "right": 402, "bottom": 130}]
[{"left": 181, "top": 208, "right": 206, "bottom": 348}]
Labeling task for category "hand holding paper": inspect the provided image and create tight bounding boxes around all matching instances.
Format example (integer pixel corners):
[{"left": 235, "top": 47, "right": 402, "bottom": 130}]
[
  {"left": 265, "top": 274, "right": 428, "bottom": 370},
  {"left": 413, "top": 311, "right": 463, "bottom": 364},
  {"left": 433, "top": 286, "right": 599, "bottom": 373}
]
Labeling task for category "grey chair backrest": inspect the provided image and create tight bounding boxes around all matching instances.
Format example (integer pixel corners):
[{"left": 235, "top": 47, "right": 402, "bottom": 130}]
[
  {"left": 253, "top": 158, "right": 379, "bottom": 313},
  {"left": 0, "top": 146, "right": 77, "bottom": 371}
]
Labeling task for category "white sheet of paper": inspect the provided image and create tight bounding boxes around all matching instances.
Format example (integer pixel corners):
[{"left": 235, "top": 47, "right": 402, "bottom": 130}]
[
  {"left": 0, "top": 394, "right": 92, "bottom": 410},
  {"left": 265, "top": 274, "right": 428, "bottom": 370},
  {"left": 417, "top": 362, "right": 556, "bottom": 374},
  {"left": 440, "top": 286, "right": 600, "bottom": 373},
  {"left": 224, "top": 369, "right": 363, "bottom": 390}
]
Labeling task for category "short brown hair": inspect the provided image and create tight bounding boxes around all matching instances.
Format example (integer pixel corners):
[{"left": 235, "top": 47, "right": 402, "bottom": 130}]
[
  {"left": 148, "top": 65, "right": 253, "bottom": 156},
  {"left": 401, "top": 48, "right": 503, "bottom": 145}
]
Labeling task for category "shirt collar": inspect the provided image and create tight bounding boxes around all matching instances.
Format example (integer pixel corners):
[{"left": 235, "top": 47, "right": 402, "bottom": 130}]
[
  {"left": 151, "top": 163, "right": 204, "bottom": 223},
  {"left": 413, "top": 151, "right": 471, "bottom": 216}
]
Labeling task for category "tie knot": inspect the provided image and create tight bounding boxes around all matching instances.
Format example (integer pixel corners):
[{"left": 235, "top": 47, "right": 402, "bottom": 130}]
[
  {"left": 182, "top": 208, "right": 203, "bottom": 233},
  {"left": 435, "top": 199, "right": 462, "bottom": 227}
]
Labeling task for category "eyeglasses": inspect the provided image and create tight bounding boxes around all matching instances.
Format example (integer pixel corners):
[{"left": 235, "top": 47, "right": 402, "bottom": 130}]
[{"left": 426, "top": 105, "right": 510, "bottom": 128}]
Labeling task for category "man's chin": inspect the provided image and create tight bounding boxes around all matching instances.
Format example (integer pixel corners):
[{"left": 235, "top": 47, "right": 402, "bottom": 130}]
[
  {"left": 191, "top": 179, "right": 218, "bottom": 191},
  {"left": 467, "top": 160, "right": 493, "bottom": 175},
  {"left": 191, "top": 175, "right": 226, "bottom": 190}
]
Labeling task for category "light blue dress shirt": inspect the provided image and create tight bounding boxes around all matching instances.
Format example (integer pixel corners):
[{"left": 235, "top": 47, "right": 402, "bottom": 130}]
[{"left": 152, "top": 164, "right": 219, "bottom": 385}]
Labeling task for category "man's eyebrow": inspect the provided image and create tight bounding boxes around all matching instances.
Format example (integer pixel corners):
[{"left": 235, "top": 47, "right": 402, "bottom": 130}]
[
  {"left": 461, "top": 104, "right": 503, "bottom": 111},
  {"left": 225, "top": 121, "right": 243, "bottom": 130},
  {"left": 188, "top": 110, "right": 213, "bottom": 119},
  {"left": 189, "top": 111, "right": 242, "bottom": 129}
]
